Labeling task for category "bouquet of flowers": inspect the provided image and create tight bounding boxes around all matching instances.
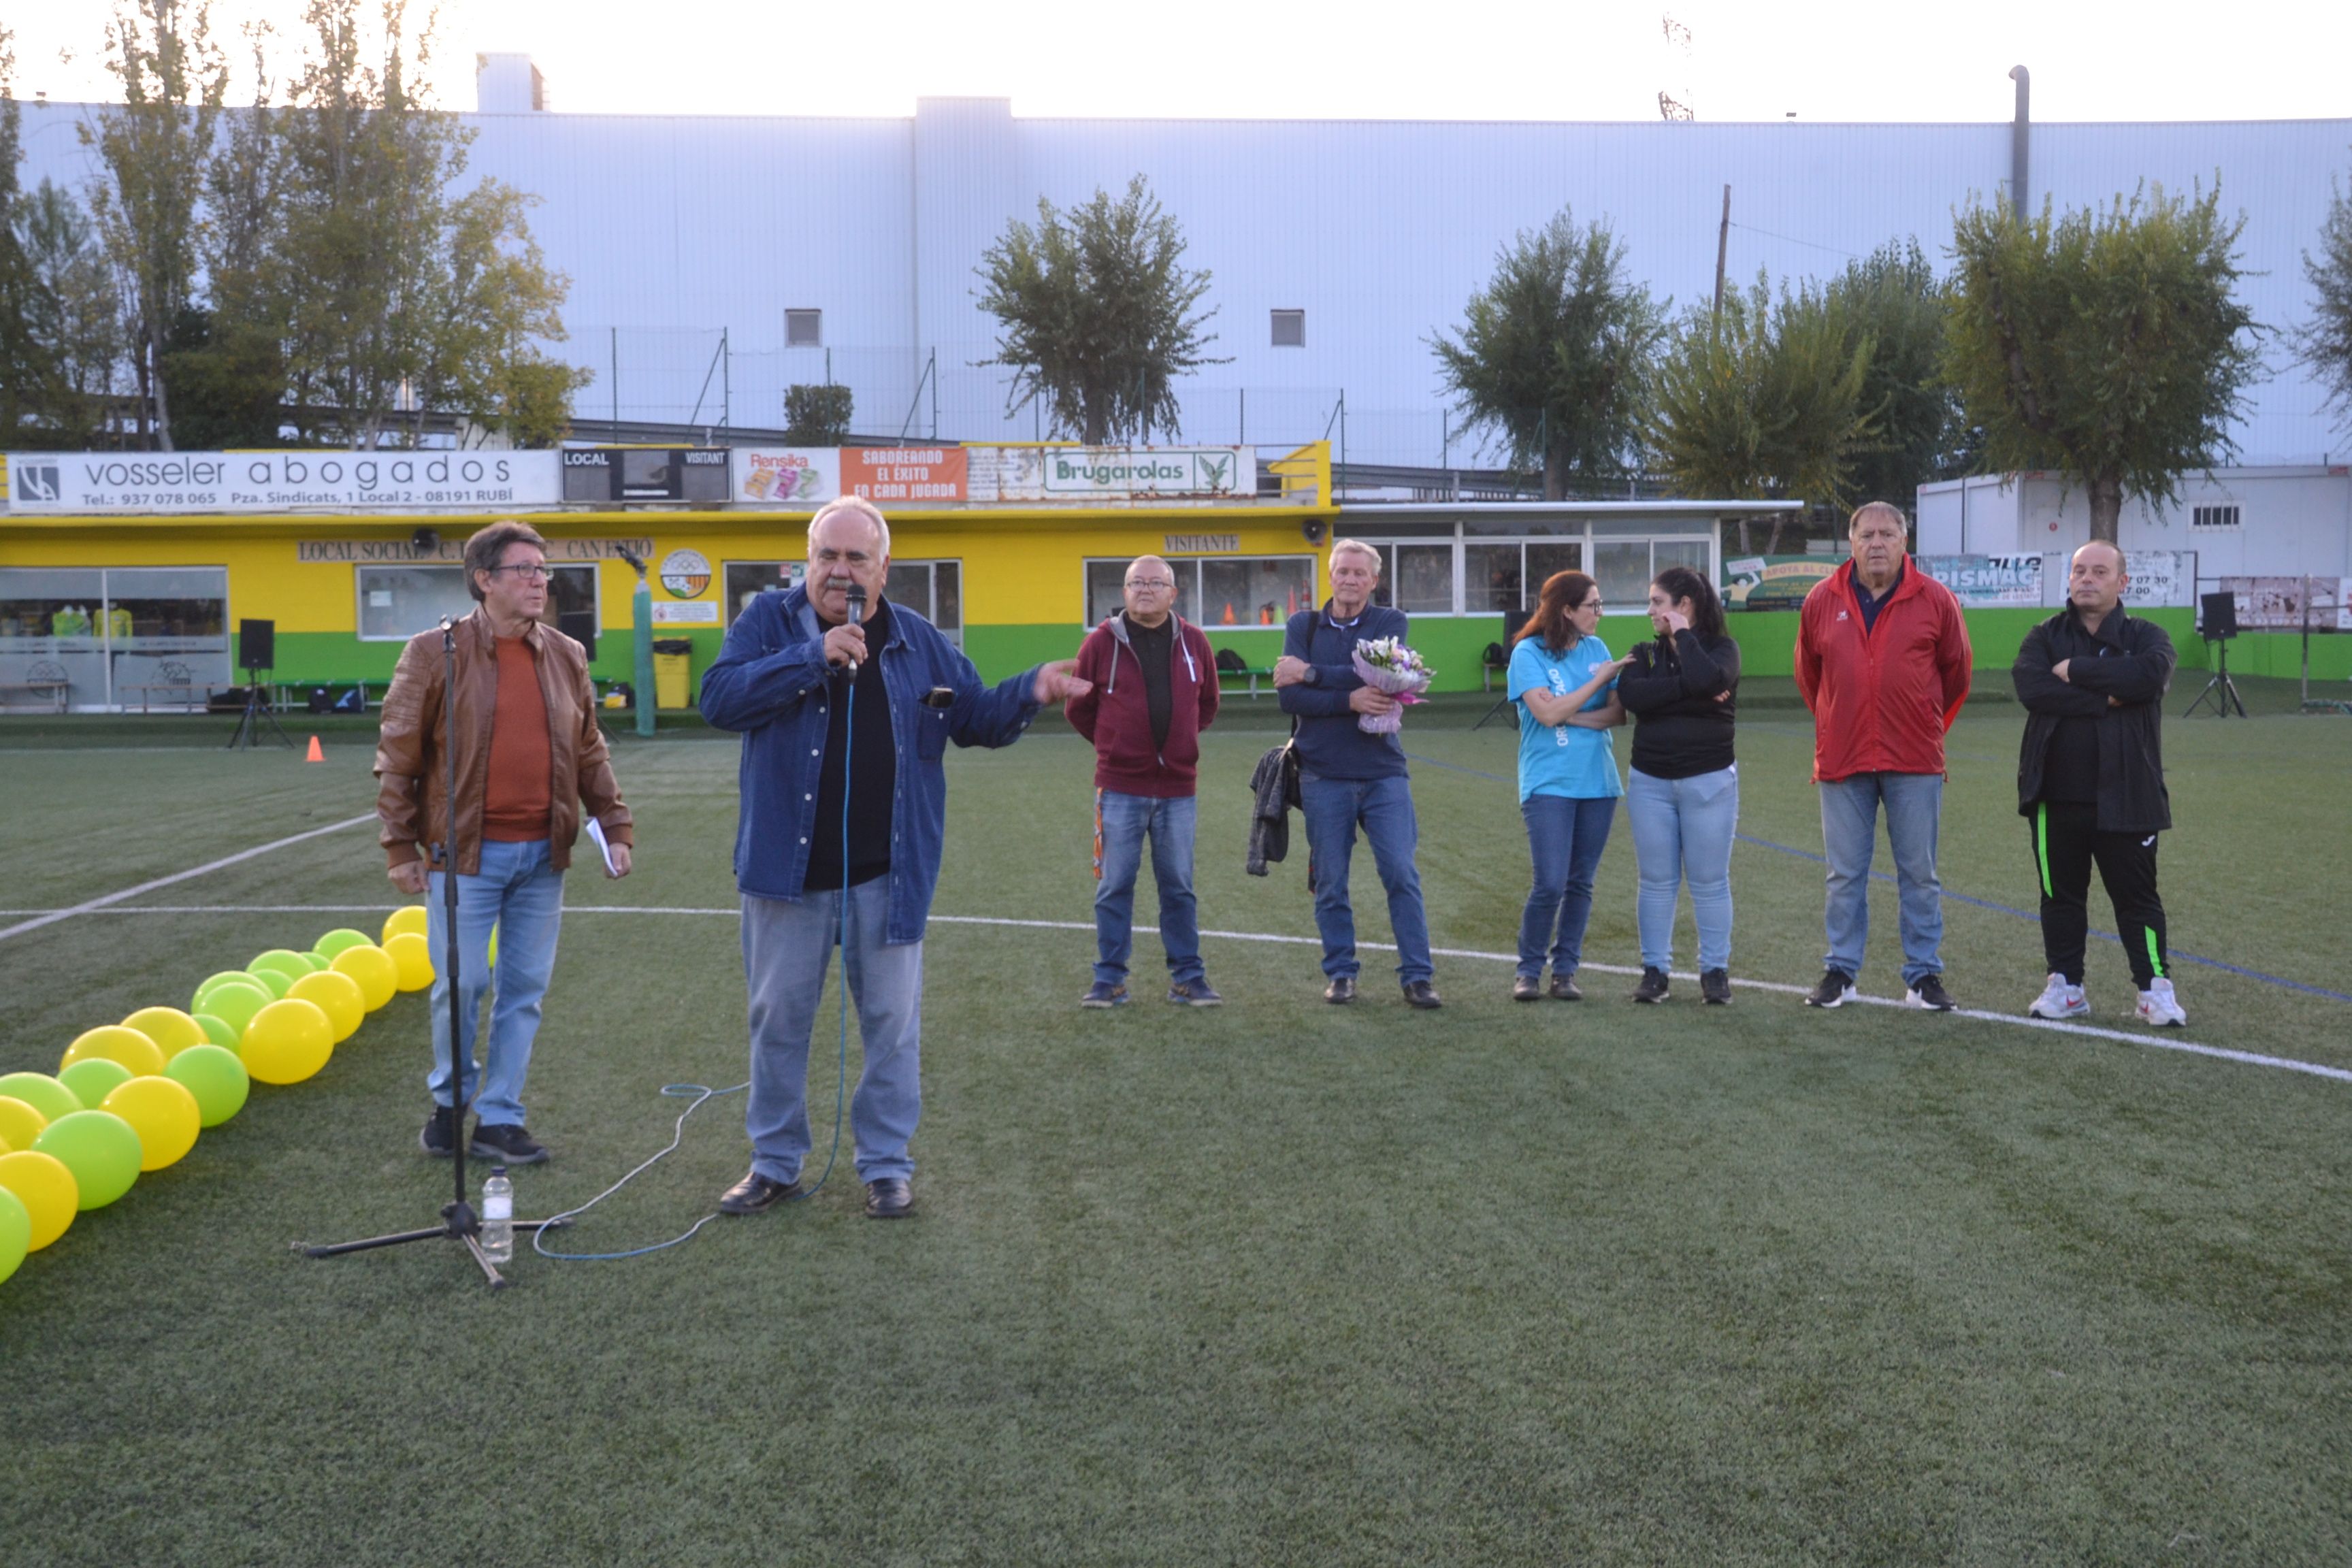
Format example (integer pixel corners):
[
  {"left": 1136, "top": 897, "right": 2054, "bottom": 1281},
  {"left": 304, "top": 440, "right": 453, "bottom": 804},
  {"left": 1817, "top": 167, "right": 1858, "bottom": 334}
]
[{"left": 1350, "top": 636, "right": 1435, "bottom": 734}]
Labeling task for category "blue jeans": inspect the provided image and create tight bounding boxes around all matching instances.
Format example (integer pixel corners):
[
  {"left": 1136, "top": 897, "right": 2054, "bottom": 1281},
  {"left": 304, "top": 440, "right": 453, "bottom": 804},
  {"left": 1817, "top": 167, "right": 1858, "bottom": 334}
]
[
  {"left": 425, "top": 837, "right": 564, "bottom": 1127},
  {"left": 1820, "top": 772, "right": 1945, "bottom": 986},
  {"left": 1094, "top": 791, "right": 1203, "bottom": 987},
  {"left": 742, "top": 879, "right": 924, "bottom": 1185},
  {"left": 1518, "top": 794, "right": 1616, "bottom": 979},
  {"left": 1301, "top": 772, "right": 1433, "bottom": 985},
  {"left": 1627, "top": 766, "right": 1738, "bottom": 973}
]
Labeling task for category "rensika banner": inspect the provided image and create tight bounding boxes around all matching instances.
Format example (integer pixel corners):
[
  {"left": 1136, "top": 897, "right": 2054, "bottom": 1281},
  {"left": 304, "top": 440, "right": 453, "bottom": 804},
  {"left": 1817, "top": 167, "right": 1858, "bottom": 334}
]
[{"left": 6, "top": 451, "right": 561, "bottom": 513}]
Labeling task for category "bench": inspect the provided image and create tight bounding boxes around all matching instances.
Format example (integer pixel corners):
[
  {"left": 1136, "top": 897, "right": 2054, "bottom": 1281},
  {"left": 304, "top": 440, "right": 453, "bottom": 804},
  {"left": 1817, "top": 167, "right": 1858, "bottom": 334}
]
[
  {"left": 0, "top": 680, "right": 70, "bottom": 713},
  {"left": 123, "top": 683, "right": 233, "bottom": 713}
]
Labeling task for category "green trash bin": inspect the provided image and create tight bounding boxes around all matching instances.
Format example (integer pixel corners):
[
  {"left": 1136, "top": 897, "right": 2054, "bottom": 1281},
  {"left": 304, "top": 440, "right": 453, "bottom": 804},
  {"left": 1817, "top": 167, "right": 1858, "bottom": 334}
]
[{"left": 652, "top": 639, "right": 693, "bottom": 710}]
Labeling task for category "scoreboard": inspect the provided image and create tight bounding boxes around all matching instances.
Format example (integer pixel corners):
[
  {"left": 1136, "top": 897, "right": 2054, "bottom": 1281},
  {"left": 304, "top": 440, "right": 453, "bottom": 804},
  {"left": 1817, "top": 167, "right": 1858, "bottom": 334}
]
[{"left": 562, "top": 446, "right": 730, "bottom": 504}]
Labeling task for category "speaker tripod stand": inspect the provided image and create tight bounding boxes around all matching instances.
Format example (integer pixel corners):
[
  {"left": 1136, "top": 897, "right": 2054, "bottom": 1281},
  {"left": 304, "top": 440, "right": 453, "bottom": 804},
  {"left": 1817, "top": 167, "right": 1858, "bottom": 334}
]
[
  {"left": 297, "top": 617, "right": 569, "bottom": 1288},
  {"left": 225, "top": 666, "right": 294, "bottom": 749},
  {"left": 2183, "top": 638, "right": 2247, "bottom": 717}
]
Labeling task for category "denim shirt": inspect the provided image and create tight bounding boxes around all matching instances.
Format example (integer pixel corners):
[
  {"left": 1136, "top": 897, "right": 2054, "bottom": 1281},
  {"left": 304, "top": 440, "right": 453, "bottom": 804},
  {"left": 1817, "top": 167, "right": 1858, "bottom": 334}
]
[{"left": 700, "top": 585, "right": 1043, "bottom": 943}]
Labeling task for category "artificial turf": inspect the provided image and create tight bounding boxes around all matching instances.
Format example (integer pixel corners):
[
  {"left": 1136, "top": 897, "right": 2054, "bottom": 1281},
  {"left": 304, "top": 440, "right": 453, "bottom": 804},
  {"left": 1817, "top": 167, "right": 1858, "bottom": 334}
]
[{"left": 1, "top": 681, "right": 2348, "bottom": 1565}]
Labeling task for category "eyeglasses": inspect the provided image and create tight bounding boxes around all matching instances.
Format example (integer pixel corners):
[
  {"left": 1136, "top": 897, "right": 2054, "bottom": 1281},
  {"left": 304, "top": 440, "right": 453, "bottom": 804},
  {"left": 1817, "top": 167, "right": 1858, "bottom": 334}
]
[
  {"left": 1124, "top": 579, "right": 1175, "bottom": 590},
  {"left": 486, "top": 564, "right": 550, "bottom": 581}
]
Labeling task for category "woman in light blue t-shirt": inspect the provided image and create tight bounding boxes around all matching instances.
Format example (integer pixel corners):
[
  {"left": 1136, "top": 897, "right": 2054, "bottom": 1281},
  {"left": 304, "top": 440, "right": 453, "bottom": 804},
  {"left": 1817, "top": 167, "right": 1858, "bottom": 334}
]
[{"left": 1507, "top": 570, "right": 1627, "bottom": 1001}]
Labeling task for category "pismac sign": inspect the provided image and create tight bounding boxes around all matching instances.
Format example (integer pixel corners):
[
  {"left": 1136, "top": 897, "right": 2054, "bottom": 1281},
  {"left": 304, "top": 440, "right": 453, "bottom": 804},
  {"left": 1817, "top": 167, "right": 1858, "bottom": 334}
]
[{"left": 7, "top": 451, "right": 561, "bottom": 513}]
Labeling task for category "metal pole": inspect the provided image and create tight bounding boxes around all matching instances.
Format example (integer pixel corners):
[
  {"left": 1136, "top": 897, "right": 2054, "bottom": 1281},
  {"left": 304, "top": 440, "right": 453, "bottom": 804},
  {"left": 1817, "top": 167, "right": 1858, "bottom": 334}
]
[
  {"left": 610, "top": 327, "right": 619, "bottom": 434},
  {"left": 722, "top": 327, "right": 731, "bottom": 434},
  {"left": 2009, "top": 67, "right": 2032, "bottom": 218},
  {"left": 1713, "top": 185, "right": 1730, "bottom": 317},
  {"left": 633, "top": 570, "right": 655, "bottom": 738}
]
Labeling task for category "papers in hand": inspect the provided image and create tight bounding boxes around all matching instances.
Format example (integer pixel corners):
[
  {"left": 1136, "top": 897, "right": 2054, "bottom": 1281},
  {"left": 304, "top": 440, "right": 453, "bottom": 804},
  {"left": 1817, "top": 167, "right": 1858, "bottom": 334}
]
[{"left": 584, "top": 817, "right": 620, "bottom": 877}]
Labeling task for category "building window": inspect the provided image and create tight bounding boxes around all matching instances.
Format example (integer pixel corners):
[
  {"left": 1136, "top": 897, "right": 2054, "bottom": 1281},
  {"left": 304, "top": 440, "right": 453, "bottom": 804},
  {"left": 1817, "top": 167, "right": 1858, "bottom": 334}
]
[
  {"left": 0, "top": 565, "right": 230, "bottom": 709},
  {"left": 2191, "top": 504, "right": 2240, "bottom": 529},
  {"left": 723, "top": 559, "right": 961, "bottom": 645},
  {"left": 356, "top": 564, "right": 596, "bottom": 641},
  {"left": 1352, "top": 532, "right": 1713, "bottom": 617},
  {"left": 1083, "top": 556, "right": 1316, "bottom": 627},
  {"left": 785, "top": 309, "right": 823, "bottom": 348},
  {"left": 1271, "top": 309, "right": 1305, "bottom": 348}
]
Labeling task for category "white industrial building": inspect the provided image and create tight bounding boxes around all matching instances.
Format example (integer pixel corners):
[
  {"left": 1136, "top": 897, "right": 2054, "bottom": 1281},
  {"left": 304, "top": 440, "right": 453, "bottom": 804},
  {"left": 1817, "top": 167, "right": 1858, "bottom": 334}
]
[
  {"left": 1917, "top": 466, "right": 2352, "bottom": 581},
  {"left": 10, "top": 58, "right": 2351, "bottom": 472}
]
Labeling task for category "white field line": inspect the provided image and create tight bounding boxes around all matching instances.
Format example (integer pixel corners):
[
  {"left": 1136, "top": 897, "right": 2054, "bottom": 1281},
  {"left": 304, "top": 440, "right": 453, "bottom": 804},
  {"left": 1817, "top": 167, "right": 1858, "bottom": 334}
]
[
  {"left": 7, "top": 900, "right": 2344, "bottom": 1086},
  {"left": 0, "top": 814, "right": 379, "bottom": 945}
]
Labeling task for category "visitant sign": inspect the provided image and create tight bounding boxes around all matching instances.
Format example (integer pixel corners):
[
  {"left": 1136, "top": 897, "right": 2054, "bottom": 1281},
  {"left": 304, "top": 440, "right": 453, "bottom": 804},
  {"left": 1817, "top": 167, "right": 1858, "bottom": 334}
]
[{"left": 7, "top": 451, "right": 561, "bottom": 513}]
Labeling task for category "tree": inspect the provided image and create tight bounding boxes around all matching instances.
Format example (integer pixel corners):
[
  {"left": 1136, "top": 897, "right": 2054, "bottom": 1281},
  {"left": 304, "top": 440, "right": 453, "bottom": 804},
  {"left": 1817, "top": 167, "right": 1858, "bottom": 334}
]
[
  {"left": 410, "top": 178, "right": 590, "bottom": 448},
  {"left": 1, "top": 27, "right": 53, "bottom": 443},
  {"left": 2293, "top": 174, "right": 2352, "bottom": 436},
  {"left": 977, "top": 175, "right": 1225, "bottom": 444},
  {"left": 1827, "top": 240, "right": 1962, "bottom": 507},
  {"left": 1430, "top": 207, "right": 1665, "bottom": 499},
  {"left": 160, "top": 304, "right": 282, "bottom": 447},
  {"left": 83, "top": 0, "right": 229, "bottom": 449},
  {"left": 15, "top": 182, "right": 127, "bottom": 448},
  {"left": 1944, "top": 184, "right": 2263, "bottom": 543},
  {"left": 1647, "top": 274, "right": 1874, "bottom": 551},
  {"left": 783, "top": 383, "right": 853, "bottom": 444}
]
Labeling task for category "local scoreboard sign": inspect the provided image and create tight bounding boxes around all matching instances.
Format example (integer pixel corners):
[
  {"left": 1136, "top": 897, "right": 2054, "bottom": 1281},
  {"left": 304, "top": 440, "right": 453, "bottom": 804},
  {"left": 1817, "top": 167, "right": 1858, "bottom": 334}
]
[
  {"left": 7, "top": 451, "right": 559, "bottom": 512},
  {"left": 561, "top": 446, "right": 731, "bottom": 503}
]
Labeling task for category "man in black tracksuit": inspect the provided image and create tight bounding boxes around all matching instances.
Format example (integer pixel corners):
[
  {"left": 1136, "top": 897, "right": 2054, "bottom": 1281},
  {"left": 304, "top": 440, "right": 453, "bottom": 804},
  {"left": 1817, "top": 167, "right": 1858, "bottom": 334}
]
[{"left": 2010, "top": 540, "right": 2186, "bottom": 1026}]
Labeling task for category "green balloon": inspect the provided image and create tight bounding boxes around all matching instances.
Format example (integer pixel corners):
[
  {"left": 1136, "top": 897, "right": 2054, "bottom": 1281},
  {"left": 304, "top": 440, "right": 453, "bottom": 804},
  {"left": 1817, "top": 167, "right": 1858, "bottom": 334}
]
[
  {"left": 299, "top": 951, "right": 329, "bottom": 972},
  {"left": 0, "top": 1184, "right": 28, "bottom": 1286},
  {"left": 314, "top": 928, "right": 373, "bottom": 960},
  {"left": 202, "top": 982, "right": 272, "bottom": 1037},
  {"left": 33, "top": 1110, "right": 143, "bottom": 1209},
  {"left": 250, "top": 950, "right": 313, "bottom": 982},
  {"left": 163, "top": 1045, "right": 250, "bottom": 1127},
  {"left": 195, "top": 973, "right": 272, "bottom": 1013},
  {"left": 58, "top": 1058, "right": 133, "bottom": 1111},
  {"left": 193, "top": 1013, "right": 240, "bottom": 1049},
  {"left": 0, "top": 1073, "right": 81, "bottom": 1125},
  {"left": 242, "top": 966, "right": 295, "bottom": 998}
]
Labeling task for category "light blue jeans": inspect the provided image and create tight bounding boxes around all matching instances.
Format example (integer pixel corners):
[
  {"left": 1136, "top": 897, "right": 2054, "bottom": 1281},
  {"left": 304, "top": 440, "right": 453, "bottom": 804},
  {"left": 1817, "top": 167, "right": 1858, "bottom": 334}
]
[
  {"left": 1301, "top": 772, "right": 1433, "bottom": 985},
  {"left": 742, "top": 879, "right": 924, "bottom": 1186},
  {"left": 1627, "top": 766, "right": 1738, "bottom": 973},
  {"left": 1518, "top": 794, "right": 1617, "bottom": 979},
  {"left": 425, "top": 837, "right": 564, "bottom": 1128},
  {"left": 1094, "top": 791, "right": 1203, "bottom": 988},
  {"left": 1820, "top": 772, "right": 1945, "bottom": 986}
]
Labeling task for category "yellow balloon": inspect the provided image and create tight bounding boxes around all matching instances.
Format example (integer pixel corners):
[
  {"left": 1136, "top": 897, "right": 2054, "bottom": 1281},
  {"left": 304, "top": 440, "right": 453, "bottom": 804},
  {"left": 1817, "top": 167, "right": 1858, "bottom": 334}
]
[
  {"left": 382, "top": 904, "right": 429, "bottom": 945},
  {"left": 241, "top": 998, "right": 334, "bottom": 1085},
  {"left": 121, "top": 1007, "right": 206, "bottom": 1059},
  {"left": 0, "top": 1096, "right": 49, "bottom": 1155},
  {"left": 0, "top": 1149, "right": 78, "bottom": 1250},
  {"left": 101, "top": 1075, "right": 203, "bottom": 1171},
  {"left": 60, "top": 1024, "right": 167, "bottom": 1079},
  {"left": 330, "top": 945, "right": 399, "bottom": 1011},
  {"left": 288, "top": 968, "right": 365, "bottom": 1043},
  {"left": 383, "top": 931, "right": 436, "bottom": 993}
]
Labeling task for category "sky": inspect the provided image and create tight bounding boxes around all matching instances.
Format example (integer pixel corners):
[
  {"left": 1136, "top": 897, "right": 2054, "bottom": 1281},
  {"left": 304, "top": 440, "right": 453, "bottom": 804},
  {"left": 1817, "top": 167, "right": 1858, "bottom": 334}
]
[{"left": 10, "top": 0, "right": 2352, "bottom": 124}]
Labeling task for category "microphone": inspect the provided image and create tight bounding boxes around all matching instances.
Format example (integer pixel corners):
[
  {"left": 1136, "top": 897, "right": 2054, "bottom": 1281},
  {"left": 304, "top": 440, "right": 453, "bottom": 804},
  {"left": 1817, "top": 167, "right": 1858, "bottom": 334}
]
[{"left": 841, "top": 583, "right": 868, "bottom": 676}]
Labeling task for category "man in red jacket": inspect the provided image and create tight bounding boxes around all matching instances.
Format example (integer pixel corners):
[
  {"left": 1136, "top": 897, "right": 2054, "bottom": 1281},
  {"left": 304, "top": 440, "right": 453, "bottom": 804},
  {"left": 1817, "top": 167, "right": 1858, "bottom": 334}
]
[
  {"left": 1794, "top": 502, "right": 1972, "bottom": 1011},
  {"left": 1066, "top": 555, "right": 1223, "bottom": 1007}
]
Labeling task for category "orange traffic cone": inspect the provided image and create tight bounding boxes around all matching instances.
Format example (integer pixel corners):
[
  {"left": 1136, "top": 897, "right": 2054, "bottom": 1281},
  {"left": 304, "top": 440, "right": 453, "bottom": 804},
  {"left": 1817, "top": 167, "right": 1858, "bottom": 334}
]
[
  {"left": 306, "top": 736, "right": 325, "bottom": 762},
  {"left": 1221, "top": 602, "right": 1236, "bottom": 625}
]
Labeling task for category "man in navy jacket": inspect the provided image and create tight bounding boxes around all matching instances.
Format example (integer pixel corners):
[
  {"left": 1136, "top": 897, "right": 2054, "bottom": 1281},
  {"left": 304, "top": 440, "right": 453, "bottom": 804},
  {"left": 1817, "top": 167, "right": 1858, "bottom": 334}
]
[
  {"left": 1274, "top": 538, "right": 1441, "bottom": 1008},
  {"left": 700, "top": 497, "right": 1088, "bottom": 1219}
]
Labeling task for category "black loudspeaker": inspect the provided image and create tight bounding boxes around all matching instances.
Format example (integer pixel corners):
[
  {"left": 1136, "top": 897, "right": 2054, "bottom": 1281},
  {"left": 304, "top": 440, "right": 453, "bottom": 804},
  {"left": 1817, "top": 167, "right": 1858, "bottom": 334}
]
[
  {"left": 239, "top": 619, "right": 276, "bottom": 672},
  {"left": 2199, "top": 592, "right": 2238, "bottom": 640},
  {"left": 557, "top": 610, "right": 598, "bottom": 659}
]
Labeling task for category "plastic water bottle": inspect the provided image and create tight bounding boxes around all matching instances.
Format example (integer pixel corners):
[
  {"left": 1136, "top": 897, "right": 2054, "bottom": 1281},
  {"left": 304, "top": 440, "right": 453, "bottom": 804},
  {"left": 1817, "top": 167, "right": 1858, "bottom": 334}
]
[{"left": 480, "top": 1166, "right": 513, "bottom": 1264}]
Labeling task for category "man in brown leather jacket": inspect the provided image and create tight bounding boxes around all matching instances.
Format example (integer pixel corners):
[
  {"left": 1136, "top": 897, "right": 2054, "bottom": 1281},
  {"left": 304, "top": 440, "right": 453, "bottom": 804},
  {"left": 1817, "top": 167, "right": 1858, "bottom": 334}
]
[{"left": 374, "top": 520, "right": 634, "bottom": 1164}]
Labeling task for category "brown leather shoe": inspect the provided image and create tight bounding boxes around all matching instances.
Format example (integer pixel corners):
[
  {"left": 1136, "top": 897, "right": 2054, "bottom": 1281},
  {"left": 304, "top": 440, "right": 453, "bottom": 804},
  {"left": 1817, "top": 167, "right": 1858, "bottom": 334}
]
[
  {"left": 1403, "top": 980, "right": 1443, "bottom": 1009},
  {"left": 1548, "top": 973, "right": 1583, "bottom": 1001},
  {"left": 1324, "top": 975, "right": 1357, "bottom": 1004},
  {"left": 1512, "top": 973, "right": 1541, "bottom": 1002},
  {"left": 864, "top": 1177, "right": 914, "bottom": 1219},
  {"left": 718, "top": 1169, "right": 801, "bottom": 1215}
]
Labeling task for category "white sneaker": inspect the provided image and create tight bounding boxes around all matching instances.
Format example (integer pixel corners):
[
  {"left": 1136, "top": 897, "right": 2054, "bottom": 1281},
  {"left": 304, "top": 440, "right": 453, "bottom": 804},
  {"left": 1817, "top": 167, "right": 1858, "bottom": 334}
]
[
  {"left": 2028, "top": 973, "right": 2089, "bottom": 1019},
  {"left": 2136, "top": 978, "right": 2187, "bottom": 1028}
]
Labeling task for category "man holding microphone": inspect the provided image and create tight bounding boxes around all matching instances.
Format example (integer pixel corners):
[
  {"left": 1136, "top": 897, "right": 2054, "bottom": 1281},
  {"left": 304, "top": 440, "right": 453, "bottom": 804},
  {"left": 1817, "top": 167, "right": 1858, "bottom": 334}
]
[{"left": 701, "top": 497, "right": 1088, "bottom": 1220}]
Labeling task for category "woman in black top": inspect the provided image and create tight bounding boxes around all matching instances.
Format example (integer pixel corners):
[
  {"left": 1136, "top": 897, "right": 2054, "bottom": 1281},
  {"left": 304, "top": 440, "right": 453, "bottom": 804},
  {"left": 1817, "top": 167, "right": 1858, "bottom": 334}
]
[{"left": 1615, "top": 566, "right": 1741, "bottom": 1004}]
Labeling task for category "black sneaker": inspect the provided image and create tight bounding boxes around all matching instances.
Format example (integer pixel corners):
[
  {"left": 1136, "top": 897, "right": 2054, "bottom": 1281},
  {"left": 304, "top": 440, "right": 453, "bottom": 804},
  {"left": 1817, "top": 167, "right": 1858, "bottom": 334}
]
[
  {"left": 470, "top": 1122, "right": 549, "bottom": 1164},
  {"left": 1632, "top": 967, "right": 1671, "bottom": 1003},
  {"left": 1805, "top": 969, "right": 1857, "bottom": 1009},
  {"left": 1080, "top": 981, "right": 1129, "bottom": 1009},
  {"left": 1512, "top": 973, "right": 1542, "bottom": 1002},
  {"left": 1402, "top": 979, "right": 1443, "bottom": 1010},
  {"left": 1905, "top": 975, "right": 1957, "bottom": 1012},
  {"left": 1701, "top": 968, "right": 1733, "bottom": 1005},
  {"left": 1166, "top": 979, "right": 1224, "bottom": 1007},
  {"left": 1548, "top": 974, "right": 1583, "bottom": 1001},
  {"left": 419, "top": 1104, "right": 457, "bottom": 1157}
]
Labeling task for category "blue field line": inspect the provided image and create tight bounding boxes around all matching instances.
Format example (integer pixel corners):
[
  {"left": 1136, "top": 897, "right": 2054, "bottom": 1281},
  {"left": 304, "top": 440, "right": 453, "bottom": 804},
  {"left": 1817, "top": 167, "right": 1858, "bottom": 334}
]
[{"left": 1405, "top": 751, "right": 2352, "bottom": 1006}]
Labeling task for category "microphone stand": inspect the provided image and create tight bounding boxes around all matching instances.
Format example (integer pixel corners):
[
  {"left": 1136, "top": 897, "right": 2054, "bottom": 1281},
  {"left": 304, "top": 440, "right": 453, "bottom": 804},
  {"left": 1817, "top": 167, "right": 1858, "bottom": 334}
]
[{"left": 299, "top": 615, "right": 570, "bottom": 1287}]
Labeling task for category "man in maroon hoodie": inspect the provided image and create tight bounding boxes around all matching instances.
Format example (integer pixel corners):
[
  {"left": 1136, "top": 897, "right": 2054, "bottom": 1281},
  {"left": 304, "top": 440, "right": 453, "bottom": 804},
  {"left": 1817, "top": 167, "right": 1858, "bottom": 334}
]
[
  {"left": 1066, "top": 555, "right": 1223, "bottom": 1007},
  {"left": 1795, "top": 501, "right": 1972, "bottom": 1012}
]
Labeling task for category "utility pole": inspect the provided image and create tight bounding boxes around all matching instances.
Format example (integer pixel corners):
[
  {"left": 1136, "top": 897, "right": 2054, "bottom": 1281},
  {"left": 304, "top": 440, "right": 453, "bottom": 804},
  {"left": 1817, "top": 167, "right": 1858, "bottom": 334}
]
[{"left": 1713, "top": 185, "right": 1731, "bottom": 317}]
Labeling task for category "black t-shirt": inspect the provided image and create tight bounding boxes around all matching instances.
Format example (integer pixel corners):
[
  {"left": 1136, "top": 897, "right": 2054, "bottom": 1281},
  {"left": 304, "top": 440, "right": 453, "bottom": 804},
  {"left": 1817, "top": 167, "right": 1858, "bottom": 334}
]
[
  {"left": 804, "top": 598, "right": 898, "bottom": 892},
  {"left": 1617, "top": 630, "right": 1740, "bottom": 779},
  {"left": 1125, "top": 613, "right": 1175, "bottom": 753},
  {"left": 2040, "top": 714, "right": 2101, "bottom": 804},
  {"left": 1852, "top": 559, "right": 1903, "bottom": 633}
]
